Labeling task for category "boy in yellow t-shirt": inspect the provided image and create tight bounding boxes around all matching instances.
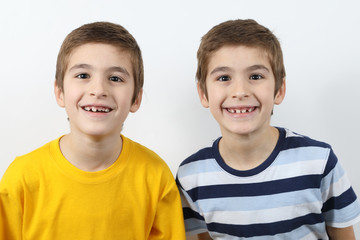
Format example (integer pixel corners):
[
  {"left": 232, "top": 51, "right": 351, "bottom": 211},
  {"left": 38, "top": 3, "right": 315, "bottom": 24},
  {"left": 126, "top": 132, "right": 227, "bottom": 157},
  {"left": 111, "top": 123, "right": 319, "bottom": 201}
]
[{"left": 0, "top": 22, "right": 185, "bottom": 240}]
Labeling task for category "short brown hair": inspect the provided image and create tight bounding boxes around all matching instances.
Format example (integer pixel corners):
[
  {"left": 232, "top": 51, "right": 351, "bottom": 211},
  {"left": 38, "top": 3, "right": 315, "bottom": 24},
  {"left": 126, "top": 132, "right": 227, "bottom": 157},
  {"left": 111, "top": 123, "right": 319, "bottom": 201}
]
[
  {"left": 197, "top": 19, "right": 285, "bottom": 98},
  {"left": 55, "top": 21, "right": 143, "bottom": 103}
]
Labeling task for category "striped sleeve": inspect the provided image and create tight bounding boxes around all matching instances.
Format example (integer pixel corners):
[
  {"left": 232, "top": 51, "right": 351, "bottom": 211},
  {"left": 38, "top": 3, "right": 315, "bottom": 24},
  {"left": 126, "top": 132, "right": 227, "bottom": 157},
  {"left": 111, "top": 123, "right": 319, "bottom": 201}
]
[
  {"left": 320, "top": 148, "right": 360, "bottom": 227},
  {"left": 176, "top": 177, "right": 208, "bottom": 235}
]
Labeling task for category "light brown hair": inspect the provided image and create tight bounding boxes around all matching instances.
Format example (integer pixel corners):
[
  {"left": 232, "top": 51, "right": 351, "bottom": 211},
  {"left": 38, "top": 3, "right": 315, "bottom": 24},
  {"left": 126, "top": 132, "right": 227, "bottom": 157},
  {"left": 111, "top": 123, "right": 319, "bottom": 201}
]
[
  {"left": 55, "top": 21, "right": 143, "bottom": 103},
  {"left": 197, "top": 19, "right": 285, "bottom": 98}
]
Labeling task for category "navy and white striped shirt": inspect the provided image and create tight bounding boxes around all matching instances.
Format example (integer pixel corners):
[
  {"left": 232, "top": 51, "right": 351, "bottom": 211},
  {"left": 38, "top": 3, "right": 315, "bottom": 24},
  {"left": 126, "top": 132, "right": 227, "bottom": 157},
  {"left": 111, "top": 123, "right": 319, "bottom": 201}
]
[{"left": 176, "top": 128, "right": 360, "bottom": 239}]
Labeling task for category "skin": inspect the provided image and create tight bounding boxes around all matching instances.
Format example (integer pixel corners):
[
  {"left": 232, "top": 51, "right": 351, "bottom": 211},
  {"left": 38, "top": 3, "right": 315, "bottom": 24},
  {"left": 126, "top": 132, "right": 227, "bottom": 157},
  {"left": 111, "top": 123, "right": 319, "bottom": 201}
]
[
  {"left": 326, "top": 226, "right": 356, "bottom": 240},
  {"left": 54, "top": 43, "right": 142, "bottom": 172},
  {"left": 194, "top": 227, "right": 356, "bottom": 240},
  {"left": 196, "top": 45, "right": 356, "bottom": 238},
  {"left": 198, "top": 45, "right": 285, "bottom": 171},
  {"left": 197, "top": 228, "right": 356, "bottom": 239},
  {"left": 197, "top": 232, "right": 211, "bottom": 240}
]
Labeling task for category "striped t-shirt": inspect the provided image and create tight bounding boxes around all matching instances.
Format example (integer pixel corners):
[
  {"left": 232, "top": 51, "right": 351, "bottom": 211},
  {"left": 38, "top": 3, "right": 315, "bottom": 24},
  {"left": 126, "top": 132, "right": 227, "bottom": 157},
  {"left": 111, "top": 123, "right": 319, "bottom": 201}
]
[{"left": 176, "top": 127, "right": 360, "bottom": 239}]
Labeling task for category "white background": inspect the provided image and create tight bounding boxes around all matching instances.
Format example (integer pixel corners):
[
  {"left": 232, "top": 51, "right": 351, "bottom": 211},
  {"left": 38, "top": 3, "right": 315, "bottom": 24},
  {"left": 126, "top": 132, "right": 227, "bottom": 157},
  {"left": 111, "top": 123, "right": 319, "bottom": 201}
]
[{"left": 1, "top": 0, "right": 359, "bottom": 236}]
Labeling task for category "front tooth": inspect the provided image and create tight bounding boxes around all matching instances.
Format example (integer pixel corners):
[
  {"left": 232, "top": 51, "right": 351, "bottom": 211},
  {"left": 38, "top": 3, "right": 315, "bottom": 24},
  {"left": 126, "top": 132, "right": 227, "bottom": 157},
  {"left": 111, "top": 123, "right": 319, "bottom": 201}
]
[
  {"left": 241, "top": 109, "right": 247, "bottom": 113},
  {"left": 235, "top": 109, "right": 241, "bottom": 113},
  {"left": 91, "top": 107, "right": 97, "bottom": 112}
]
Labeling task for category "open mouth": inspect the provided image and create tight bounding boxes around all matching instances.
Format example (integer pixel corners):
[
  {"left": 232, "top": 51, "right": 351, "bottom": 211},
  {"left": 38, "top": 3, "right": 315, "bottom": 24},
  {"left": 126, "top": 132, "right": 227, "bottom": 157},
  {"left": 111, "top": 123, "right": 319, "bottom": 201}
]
[
  {"left": 226, "top": 107, "right": 256, "bottom": 114},
  {"left": 82, "top": 106, "right": 112, "bottom": 113}
]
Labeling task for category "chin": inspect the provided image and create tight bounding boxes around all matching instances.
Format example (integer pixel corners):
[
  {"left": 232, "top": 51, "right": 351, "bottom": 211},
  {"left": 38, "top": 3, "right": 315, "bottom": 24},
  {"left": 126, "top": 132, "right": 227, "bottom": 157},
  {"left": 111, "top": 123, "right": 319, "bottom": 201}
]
[
  {"left": 223, "top": 124, "right": 261, "bottom": 137},
  {"left": 80, "top": 128, "right": 120, "bottom": 138}
]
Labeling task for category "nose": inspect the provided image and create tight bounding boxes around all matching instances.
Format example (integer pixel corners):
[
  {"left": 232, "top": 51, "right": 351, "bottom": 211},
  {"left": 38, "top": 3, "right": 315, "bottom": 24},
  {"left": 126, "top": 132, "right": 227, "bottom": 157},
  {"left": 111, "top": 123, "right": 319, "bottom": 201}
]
[
  {"left": 231, "top": 78, "right": 249, "bottom": 99},
  {"left": 89, "top": 77, "right": 108, "bottom": 98}
]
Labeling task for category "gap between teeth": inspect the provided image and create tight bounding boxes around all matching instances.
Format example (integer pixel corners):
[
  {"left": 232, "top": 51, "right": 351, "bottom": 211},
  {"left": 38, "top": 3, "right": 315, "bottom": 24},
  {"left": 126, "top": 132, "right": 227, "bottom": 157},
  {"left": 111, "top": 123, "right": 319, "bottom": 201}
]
[
  {"left": 228, "top": 108, "right": 255, "bottom": 113},
  {"left": 84, "top": 107, "right": 110, "bottom": 113}
]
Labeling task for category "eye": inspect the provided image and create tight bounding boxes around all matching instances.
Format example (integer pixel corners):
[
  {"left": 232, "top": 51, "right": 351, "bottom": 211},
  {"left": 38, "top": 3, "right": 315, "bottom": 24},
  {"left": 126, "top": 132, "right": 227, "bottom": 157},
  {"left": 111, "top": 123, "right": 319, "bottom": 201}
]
[
  {"left": 76, "top": 73, "right": 89, "bottom": 79},
  {"left": 109, "top": 76, "right": 123, "bottom": 82},
  {"left": 250, "top": 74, "right": 263, "bottom": 80},
  {"left": 217, "top": 75, "right": 230, "bottom": 81}
]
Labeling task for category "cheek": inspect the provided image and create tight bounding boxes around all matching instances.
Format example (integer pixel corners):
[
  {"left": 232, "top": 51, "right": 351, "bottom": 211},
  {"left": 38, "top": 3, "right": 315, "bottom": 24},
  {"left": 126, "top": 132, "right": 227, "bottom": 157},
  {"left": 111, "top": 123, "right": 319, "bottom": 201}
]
[
  {"left": 63, "top": 88, "right": 82, "bottom": 106},
  {"left": 208, "top": 89, "right": 224, "bottom": 104},
  {"left": 116, "top": 94, "right": 133, "bottom": 108},
  {"left": 207, "top": 95, "right": 223, "bottom": 114}
]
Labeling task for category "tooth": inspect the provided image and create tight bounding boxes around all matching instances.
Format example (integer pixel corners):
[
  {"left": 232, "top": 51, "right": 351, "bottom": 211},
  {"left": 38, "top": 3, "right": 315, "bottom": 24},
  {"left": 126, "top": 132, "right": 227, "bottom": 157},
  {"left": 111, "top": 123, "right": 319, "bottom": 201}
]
[
  {"left": 105, "top": 109, "right": 110, "bottom": 112},
  {"left": 235, "top": 109, "right": 240, "bottom": 113},
  {"left": 241, "top": 109, "right": 246, "bottom": 113},
  {"left": 91, "top": 107, "right": 97, "bottom": 112},
  {"left": 85, "top": 107, "right": 90, "bottom": 111}
]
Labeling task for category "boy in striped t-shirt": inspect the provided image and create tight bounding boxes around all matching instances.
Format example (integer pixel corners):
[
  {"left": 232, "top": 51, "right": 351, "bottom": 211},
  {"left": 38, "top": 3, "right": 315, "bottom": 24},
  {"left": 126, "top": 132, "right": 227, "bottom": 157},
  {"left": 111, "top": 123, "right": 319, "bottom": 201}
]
[{"left": 176, "top": 19, "right": 360, "bottom": 239}]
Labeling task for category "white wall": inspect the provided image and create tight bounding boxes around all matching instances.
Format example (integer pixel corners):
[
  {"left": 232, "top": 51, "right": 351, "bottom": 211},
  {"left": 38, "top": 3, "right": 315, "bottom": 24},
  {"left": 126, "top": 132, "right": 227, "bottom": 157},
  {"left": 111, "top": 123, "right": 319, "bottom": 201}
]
[{"left": 1, "top": 0, "right": 359, "bottom": 236}]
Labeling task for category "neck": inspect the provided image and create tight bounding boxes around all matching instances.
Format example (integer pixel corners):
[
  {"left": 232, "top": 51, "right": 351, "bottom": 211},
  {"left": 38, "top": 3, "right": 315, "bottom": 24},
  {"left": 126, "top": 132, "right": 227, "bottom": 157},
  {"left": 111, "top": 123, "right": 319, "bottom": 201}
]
[
  {"left": 219, "top": 126, "right": 279, "bottom": 171},
  {"left": 59, "top": 132, "right": 123, "bottom": 172}
]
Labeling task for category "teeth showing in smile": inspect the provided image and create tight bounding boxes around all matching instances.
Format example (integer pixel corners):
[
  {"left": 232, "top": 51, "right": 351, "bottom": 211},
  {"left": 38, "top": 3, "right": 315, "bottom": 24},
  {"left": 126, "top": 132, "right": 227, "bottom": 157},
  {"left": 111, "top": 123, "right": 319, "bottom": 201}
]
[
  {"left": 227, "top": 107, "right": 255, "bottom": 114},
  {"left": 83, "top": 106, "right": 111, "bottom": 113}
]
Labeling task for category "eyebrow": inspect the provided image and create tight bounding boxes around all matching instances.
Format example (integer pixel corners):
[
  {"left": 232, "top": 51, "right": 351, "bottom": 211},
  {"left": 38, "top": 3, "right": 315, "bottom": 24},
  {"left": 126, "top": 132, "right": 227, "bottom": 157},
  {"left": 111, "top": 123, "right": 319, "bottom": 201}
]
[
  {"left": 246, "top": 64, "right": 270, "bottom": 73},
  {"left": 209, "top": 66, "right": 232, "bottom": 75},
  {"left": 68, "top": 64, "right": 130, "bottom": 77},
  {"left": 108, "top": 66, "right": 131, "bottom": 77},
  {"left": 209, "top": 64, "right": 270, "bottom": 76}
]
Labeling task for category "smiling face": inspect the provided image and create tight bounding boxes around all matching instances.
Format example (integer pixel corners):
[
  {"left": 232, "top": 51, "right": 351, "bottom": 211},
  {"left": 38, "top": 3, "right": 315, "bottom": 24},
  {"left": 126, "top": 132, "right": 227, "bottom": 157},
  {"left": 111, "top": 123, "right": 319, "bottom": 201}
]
[
  {"left": 55, "top": 43, "right": 142, "bottom": 139},
  {"left": 198, "top": 45, "right": 285, "bottom": 139}
]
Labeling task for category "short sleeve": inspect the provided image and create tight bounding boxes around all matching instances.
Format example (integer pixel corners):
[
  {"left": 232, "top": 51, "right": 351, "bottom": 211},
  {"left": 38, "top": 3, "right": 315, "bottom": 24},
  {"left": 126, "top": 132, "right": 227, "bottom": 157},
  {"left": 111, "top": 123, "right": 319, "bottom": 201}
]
[
  {"left": 148, "top": 172, "right": 186, "bottom": 240},
  {"left": 0, "top": 158, "right": 24, "bottom": 240},
  {"left": 176, "top": 177, "right": 208, "bottom": 235},
  {"left": 320, "top": 148, "right": 360, "bottom": 228}
]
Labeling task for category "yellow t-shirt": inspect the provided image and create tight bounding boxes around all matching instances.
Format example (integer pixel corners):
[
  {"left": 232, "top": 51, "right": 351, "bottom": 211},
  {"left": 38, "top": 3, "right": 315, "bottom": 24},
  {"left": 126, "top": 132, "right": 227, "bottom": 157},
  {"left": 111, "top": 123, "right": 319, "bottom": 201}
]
[{"left": 0, "top": 135, "right": 185, "bottom": 240}]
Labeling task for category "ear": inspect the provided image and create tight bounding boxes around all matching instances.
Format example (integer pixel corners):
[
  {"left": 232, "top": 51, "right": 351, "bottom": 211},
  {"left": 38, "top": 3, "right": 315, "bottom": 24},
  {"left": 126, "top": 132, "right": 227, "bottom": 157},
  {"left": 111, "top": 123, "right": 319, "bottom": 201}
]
[
  {"left": 197, "top": 82, "right": 209, "bottom": 108},
  {"left": 54, "top": 81, "right": 65, "bottom": 108},
  {"left": 274, "top": 78, "right": 286, "bottom": 105},
  {"left": 130, "top": 88, "right": 143, "bottom": 113}
]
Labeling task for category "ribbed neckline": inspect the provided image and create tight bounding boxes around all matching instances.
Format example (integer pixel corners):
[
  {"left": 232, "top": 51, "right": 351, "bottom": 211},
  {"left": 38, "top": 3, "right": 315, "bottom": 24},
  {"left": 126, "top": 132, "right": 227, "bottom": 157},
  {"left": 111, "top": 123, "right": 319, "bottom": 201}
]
[
  {"left": 50, "top": 135, "right": 131, "bottom": 184},
  {"left": 212, "top": 127, "right": 285, "bottom": 177}
]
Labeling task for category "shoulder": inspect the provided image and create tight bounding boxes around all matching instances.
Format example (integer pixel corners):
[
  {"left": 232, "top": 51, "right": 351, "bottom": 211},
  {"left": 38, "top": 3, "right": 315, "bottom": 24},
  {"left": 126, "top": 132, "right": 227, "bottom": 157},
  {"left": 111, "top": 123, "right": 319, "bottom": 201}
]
[
  {"left": 279, "top": 127, "right": 331, "bottom": 149},
  {"left": 278, "top": 127, "right": 334, "bottom": 162},
  {"left": 177, "top": 141, "right": 217, "bottom": 178},
  {"left": 122, "top": 135, "right": 173, "bottom": 175},
  {"left": 0, "top": 138, "right": 59, "bottom": 189},
  {"left": 125, "top": 137, "right": 161, "bottom": 158},
  {"left": 121, "top": 136, "right": 178, "bottom": 194},
  {"left": 177, "top": 138, "right": 220, "bottom": 187},
  {"left": 123, "top": 136, "right": 163, "bottom": 163},
  {"left": 5, "top": 138, "right": 58, "bottom": 173},
  {"left": 277, "top": 128, "right": 337, "bottom": 174},
  {"left": 180, "top": 138, "right": 219, "bottom": 167}
]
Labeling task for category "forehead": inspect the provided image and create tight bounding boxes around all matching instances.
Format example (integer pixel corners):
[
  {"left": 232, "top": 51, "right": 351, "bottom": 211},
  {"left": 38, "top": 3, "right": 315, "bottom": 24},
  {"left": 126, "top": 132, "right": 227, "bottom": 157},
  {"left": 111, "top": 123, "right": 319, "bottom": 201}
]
[
  {"left": 66, "top": 43, "right": 133, "bottom": 73},
  {"left": 207, "top": 45, "right": 271, "bottom": 72}
]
